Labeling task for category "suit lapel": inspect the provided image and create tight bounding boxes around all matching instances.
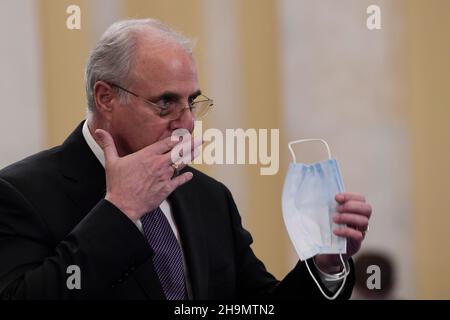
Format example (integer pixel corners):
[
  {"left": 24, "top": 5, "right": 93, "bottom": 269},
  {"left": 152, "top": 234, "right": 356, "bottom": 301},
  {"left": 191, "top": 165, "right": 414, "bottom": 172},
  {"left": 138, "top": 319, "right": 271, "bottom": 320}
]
[
  {"left": 58, "top": 121, "right": 106, "bottom": 214},
  {"left": 169, "top": 177, "right": 209, "bottom": 299}
]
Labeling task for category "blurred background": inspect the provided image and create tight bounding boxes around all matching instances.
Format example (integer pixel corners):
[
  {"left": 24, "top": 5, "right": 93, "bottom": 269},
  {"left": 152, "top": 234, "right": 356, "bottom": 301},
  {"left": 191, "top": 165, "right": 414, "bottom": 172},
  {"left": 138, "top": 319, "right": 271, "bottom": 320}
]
[{"left": 0, "top": 0, "right": 449, "bottom": 299}]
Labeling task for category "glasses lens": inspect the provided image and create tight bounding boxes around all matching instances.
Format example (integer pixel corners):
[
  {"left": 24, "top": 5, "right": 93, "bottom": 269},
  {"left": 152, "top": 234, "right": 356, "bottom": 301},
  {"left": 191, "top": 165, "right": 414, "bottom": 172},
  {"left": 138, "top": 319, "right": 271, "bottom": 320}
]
[
  {"left": 161, "top": 97, "right": 213, "bottom": 120},
  {"left": 192, "top": 99, "right": 213, "bottom": 119}
]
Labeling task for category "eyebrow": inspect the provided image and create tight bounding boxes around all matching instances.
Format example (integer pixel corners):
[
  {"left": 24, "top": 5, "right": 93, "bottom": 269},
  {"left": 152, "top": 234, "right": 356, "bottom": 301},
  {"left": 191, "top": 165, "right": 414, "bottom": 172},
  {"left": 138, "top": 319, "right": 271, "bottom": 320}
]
[{"left": 148, "top": 90, "right": 202, "bottom": 102}]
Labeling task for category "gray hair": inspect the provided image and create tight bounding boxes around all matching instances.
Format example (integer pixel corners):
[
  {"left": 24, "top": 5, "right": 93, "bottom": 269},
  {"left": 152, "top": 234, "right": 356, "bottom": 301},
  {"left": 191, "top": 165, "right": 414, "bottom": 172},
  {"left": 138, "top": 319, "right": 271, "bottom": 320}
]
[{"left": 85, "top": 18, "right": 193, "bottom": 112}]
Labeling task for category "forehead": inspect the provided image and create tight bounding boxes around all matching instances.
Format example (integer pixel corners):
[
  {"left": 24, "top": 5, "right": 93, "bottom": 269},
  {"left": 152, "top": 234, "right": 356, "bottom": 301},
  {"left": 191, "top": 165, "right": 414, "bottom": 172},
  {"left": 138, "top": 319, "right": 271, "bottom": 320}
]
[{"left": 132, "top": 37, "right": 198, "bottom": 94}]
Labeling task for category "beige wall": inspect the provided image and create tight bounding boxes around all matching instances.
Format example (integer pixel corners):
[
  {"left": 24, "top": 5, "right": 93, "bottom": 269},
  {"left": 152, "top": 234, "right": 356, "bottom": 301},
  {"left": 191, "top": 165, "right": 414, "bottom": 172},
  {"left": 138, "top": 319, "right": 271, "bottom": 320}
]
[
  {"left": 235, "top": 0, "right": 288, "bottom": 278},
  {"left": 40, "top": 0, "right": 91, "bottom": 147},
  {"left": 407, "top": 0, "right": 450, "bottom": 299}
]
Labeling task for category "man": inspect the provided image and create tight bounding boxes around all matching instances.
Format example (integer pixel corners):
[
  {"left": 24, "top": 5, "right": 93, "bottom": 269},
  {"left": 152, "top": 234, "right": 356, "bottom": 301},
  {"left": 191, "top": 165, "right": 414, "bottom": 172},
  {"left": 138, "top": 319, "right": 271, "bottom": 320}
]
[{"left": 0, "top": 19, "right": 371, "bottom": 299}]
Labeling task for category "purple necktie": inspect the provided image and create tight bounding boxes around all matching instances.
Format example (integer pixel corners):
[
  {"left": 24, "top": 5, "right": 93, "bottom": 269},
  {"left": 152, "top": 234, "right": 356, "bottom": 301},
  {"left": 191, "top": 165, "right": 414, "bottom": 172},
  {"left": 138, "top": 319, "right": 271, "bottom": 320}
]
[{"left": 140, "top": 207, "right": 187, "bottom": 300}]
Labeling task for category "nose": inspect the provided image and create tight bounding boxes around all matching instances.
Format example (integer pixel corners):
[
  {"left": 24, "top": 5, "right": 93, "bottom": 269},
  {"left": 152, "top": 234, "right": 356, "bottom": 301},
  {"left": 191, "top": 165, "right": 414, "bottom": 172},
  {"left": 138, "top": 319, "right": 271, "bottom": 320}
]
[{"left": 169, "top": 106, "right": 195, "bottom": 133}]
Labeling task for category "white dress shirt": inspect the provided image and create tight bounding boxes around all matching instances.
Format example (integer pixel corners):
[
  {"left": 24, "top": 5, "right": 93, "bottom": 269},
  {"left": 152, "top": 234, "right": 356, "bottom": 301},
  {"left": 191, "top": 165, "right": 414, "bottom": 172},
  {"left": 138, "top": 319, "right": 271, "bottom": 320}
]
[{"left": 81, "top": 120, "right": 345, "bottom": 297}]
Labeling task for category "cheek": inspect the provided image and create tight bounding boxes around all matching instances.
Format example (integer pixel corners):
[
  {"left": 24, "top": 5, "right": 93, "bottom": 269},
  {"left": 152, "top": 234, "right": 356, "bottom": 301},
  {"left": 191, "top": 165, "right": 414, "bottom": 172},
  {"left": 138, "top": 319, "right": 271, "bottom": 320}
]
[
  {"left": 112, "top": 107, "right": 171, "bottom": 153},
  {"left": 134, "top": 120, "right": 168, "bottom": 148}
]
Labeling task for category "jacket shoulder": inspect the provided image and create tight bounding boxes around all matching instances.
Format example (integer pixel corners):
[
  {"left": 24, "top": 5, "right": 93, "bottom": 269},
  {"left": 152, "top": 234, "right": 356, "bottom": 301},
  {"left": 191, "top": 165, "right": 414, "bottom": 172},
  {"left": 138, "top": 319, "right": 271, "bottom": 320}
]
[
  {"left": 184, "top": 166, "right": 230, "bottom": 194},
  {"left": 0, "top": 146, "right": 62, "bottom": 189}
]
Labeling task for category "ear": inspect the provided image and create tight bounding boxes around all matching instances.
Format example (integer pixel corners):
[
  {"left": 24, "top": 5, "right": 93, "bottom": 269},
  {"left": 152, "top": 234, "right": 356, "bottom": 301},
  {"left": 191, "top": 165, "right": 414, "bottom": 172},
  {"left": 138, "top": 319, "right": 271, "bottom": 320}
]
[{"left": 93, "top": 81, "right": 117, "bottom": 119}]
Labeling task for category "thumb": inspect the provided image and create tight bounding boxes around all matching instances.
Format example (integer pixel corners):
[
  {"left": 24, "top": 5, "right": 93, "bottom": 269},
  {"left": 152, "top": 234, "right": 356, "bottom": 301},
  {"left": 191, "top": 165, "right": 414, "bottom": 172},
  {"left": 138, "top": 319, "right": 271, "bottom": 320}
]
[{"left": 94, "top": 129, "right": 119, "bottom": 163}]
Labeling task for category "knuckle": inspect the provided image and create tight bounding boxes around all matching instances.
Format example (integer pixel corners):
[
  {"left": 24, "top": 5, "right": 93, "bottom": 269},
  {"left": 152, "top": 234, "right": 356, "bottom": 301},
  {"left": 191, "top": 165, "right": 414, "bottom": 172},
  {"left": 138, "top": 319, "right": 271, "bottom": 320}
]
[
  {"left": 357, "top": 219, "right": 367, "bottom": 228},
  {"left": 350, "top": 200, "right": 359, "bottom": 208},
  {"left": 159, "top": 167, "right": 169, "bottom": 178},
  {"left": 358, "top": 232, "right": 364, "bottom": 241},
  {"left": 155, "top": 156, "right": 167, "bottom": 168},
  {"left": 350, "top": 201, "right": 364, "bottom": 212},
  {"left": 162, "top": 184, "right": 172, "bottom": 194},
  {"left": 166, "top": 168, "right": 175, "bottom": 179}
]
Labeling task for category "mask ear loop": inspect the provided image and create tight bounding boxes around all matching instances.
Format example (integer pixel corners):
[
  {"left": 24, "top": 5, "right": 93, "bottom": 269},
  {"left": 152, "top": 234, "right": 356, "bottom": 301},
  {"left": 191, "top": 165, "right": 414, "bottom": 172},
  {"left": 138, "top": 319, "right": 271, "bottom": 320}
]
[
  {"left": 288, "top": 139, "right": 332, "bottom": 162},
  {"left": 287, "top": 138, "right": 349, "bottom": 300},
  {"left": 305, "top": 255, "right": 350, "bottom": 300}
]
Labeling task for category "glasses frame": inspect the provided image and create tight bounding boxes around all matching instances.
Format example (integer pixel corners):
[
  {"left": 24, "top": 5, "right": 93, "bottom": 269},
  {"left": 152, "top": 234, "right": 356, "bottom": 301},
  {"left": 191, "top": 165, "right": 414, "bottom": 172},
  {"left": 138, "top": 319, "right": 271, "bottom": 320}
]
[{"left": 106, "top": 82, "right": 213, "bottom": 120}]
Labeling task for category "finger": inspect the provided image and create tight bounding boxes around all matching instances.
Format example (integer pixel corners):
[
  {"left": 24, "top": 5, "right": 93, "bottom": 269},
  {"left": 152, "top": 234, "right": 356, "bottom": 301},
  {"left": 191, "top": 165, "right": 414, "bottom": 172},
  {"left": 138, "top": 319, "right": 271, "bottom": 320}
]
[
  {"left": 176, "top": 136, "right": 203, "bottom": 157},
  {"left": 168, "top": 172, "right": 194, "bottom": 191},
  {"left": 333, "top": 226, "right": 364, "bottom": 242},
  {"left": 174, "top": 146, "right": 201, "bottom": 169},
  {"left": 185, "top": 137, "right": 203, "bottom": 155},
  {"left": 94, "top": 129, "right": 119, "bottom": 163},
  {"left": 335, "top": 192, "right": 366, "bottom": 203},
  {"left": 161, "top": 164, "right": 176, "bottom": 180},
  {"left": 167, "top": 147, "right": 201, "bottom": 180},
  {"left": 146, "top": 135, "right": 182, "bottom": 155},
  {"left": 333, "top": 213, "right": 369, "bottom": 230},
  {"left": 166, "top": 137, "right": 203, "bottom": 165},
  {"left": 336, "top": 201, "right": 372, "bottom": 218},
  {"left": 178, "top": 141, "right": 201, "bottom": 164}
]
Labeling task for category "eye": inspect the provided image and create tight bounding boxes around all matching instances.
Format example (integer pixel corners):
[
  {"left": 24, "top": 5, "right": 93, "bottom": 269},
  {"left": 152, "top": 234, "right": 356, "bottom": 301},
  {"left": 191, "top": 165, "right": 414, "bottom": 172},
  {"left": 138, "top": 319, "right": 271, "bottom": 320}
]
[{"left": 157, "top": 97, "right": 173, "bottom": 109}]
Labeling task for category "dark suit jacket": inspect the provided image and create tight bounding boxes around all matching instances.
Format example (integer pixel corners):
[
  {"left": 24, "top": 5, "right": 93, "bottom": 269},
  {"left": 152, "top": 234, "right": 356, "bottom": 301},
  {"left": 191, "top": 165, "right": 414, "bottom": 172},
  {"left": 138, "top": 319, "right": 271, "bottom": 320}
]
[{"left": 0, "top": 122, "right": 354, "bottom": 299}]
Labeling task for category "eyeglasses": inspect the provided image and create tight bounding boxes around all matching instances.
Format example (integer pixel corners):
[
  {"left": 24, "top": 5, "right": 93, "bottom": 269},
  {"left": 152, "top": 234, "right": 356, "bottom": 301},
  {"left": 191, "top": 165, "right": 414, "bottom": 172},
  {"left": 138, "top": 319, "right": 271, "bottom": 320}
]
[{"left": 108, "top": 82, "right": 214, "bottom": 121}]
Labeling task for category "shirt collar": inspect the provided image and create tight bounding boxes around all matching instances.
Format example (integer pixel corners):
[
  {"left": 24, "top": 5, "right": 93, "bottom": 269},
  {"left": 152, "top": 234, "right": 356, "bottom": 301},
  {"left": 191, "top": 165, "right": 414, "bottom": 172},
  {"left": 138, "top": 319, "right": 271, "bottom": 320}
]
[{"left": 82, "top": 120, "right": 105, "bottom": 167}]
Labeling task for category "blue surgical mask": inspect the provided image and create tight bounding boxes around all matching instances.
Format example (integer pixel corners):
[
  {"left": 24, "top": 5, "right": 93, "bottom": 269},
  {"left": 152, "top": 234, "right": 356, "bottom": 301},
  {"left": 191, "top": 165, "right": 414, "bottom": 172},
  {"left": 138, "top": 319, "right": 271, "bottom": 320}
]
[{"left": 282, "top": 139, "right": 349, "bottom": 299}]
